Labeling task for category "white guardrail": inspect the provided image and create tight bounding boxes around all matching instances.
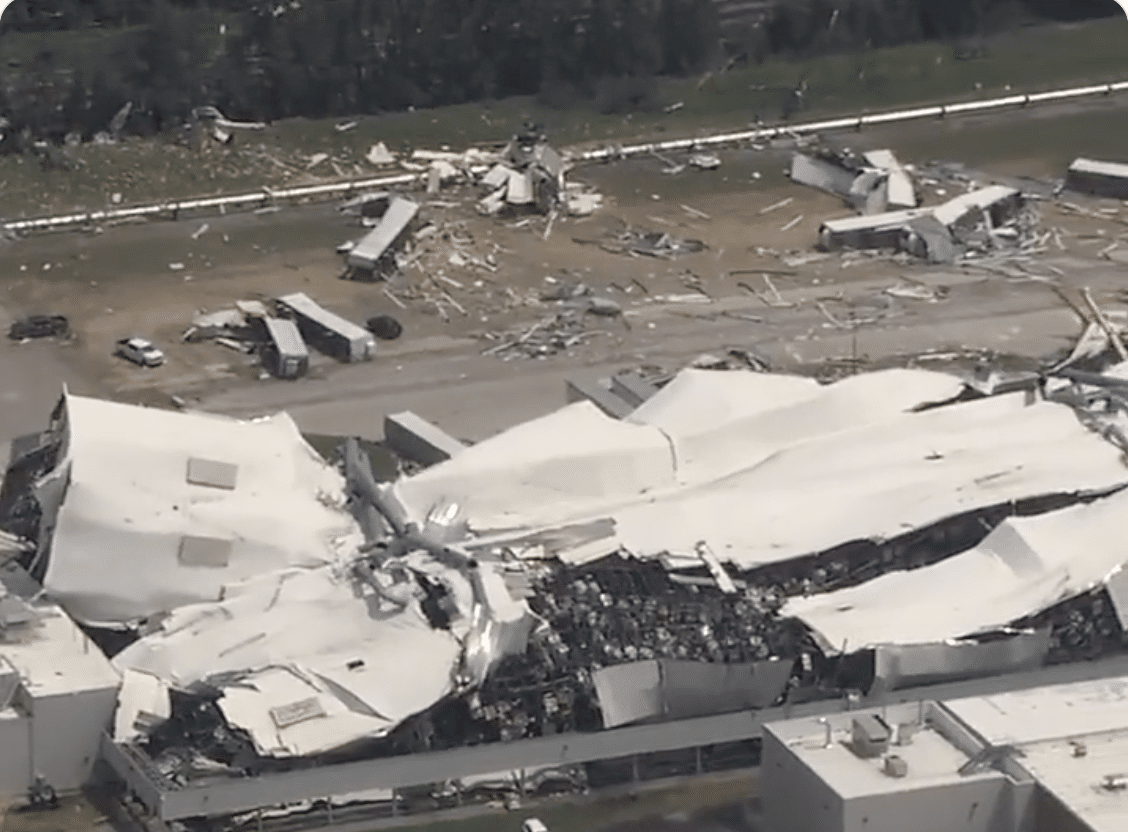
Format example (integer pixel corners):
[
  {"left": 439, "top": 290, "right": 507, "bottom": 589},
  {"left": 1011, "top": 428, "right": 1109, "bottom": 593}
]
[{"left": 5, "top": 79, "right": 1127, "bottom": 235}]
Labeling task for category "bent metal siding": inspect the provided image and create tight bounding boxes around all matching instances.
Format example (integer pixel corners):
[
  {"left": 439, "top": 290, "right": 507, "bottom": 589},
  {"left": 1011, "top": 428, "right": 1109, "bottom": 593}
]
[
  {"left": 102, "top": 654, "right": 1128, "bottom": 822},
  {"left": 5, "top": 80, "right": 1128, "bottom": 235}
]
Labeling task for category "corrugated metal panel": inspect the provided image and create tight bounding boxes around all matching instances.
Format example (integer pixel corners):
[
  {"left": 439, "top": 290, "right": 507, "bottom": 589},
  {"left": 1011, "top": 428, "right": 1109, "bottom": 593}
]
[
  {"left": 533, "top": 144, "right": 565, "bottom": 180},
  {"left": 863, "top": 149, "right": 916, "bottom": 208},
  {"left": 1107, "top": 567, "right": 1128, "bottom": 631},
  {"left": 592, "top": 661, "right": 663, "bottom": 728},
  {"left": 785, "top": 489, "right": 1128, "bottom": 653},
  {"left": 932, "top": 185, "right": 1019, "bottom": 227},
  {"left": 661, "top": 659, "right": 793, "bottom": 717},
  {"left": 906, "top": 215, "right": 957, "bottom": 264},
  {"left": 506, "top": 170, "right": 535, "bottom": 205},
  {"left": 789, "top": 154, "right": 856, "bottom": 198},
  {"left": 262, "top": 317, "right": 308, "bottom": 359},
  {"left": 820, "top": 208, "right": 929, "bottom": 235},
  {"left": 873, "top": 630, "right": 1051, "bottom": 692},
  {"left": 593, "top": 658, "right": 793, "bottom": 727}
]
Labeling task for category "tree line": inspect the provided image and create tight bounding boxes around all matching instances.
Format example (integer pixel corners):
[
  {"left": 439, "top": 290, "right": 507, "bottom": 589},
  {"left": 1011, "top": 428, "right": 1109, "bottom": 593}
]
[{"left": 0, "top": 0, "right": 1119, "bottom": 146}]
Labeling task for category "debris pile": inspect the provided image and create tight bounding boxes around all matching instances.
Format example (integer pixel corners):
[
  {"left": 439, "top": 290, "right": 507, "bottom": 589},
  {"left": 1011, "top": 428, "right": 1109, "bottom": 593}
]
[
  {"left": 188, "top": 106, "right": 267, "bottom": 147},
  {"left": 479, "top": 307, "right": 608, "bottom": 360},
  {"left": 476, "top": 123, "right": 567, "bottom": 216},
  {"left": 790, "top": 147, "right": 916, "bottom": 215},
  {"left": 588, "top": 224, "right": 707, "bottom": 259},
  {"left": 819, "top": 184, "right": 1027, "bottom": 264}
]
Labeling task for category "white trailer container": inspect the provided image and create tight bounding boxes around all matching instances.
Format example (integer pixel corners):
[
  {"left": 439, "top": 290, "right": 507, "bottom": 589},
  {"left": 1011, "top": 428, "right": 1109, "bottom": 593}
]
[
  {"left": 260, "top": 316, "right": 309, "bottom": 379},
  {"left": 347, "top": 196, "right": 419, "bottom": 275},
  {"left": 276, "top": 292, "right": 376, "bottom": 362}
]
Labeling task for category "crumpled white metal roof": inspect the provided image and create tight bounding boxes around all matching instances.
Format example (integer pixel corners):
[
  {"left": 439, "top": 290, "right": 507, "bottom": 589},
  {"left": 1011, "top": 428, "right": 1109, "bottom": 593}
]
[
  {"left": 395, "top": 369, "right": 1128, "bottom": 571},
  {"left": 396, "top": 369, "right": 964, "bottom": 532},
  {"left": 784, "top": 488, "right": 1128, "bottom": 654},
  {"left": 42, "top": 393, "right": 364, "bottom": 626},
  {"left": 114, "top": 565, "right": 469, "bottom": 756}
]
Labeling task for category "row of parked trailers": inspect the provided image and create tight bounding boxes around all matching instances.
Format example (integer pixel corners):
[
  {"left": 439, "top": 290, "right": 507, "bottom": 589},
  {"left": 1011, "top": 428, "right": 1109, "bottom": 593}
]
[{"left": 249, "top": 293, "right": 378, "bottom": 380}]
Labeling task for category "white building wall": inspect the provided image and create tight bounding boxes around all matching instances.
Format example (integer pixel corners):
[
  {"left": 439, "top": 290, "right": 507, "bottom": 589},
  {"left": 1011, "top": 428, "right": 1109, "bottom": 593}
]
[
  {"left": 841, "top": 778, "right": 1012, "bottom": 832},
  {"left": 28, "top": 687, "right": 118, "bottom": 793},
  {"left": 762, "top": 728, "right": 844, "bottom": 832},
  {"left": 0, "top": 708, "right": 32, "bottom": 797}
]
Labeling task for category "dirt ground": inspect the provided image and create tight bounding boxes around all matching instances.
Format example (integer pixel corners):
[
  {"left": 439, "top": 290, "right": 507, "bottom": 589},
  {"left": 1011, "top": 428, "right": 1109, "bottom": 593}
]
[{"left": 2, "top": 97, "right": 1128, "bottom": 447}]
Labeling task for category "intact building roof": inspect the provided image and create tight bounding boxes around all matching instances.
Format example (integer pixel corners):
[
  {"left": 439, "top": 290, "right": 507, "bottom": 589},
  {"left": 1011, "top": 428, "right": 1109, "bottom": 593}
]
[
  {"left": 765, "top": 702, "right": 1003, "bottom": 800},
  {"left": 1018, "top": 732, "right": 1128, "bottom": 832},
  {"left": 946, "top": 676, "right": 1128, "bottom": 748},
  {"left": 948, "top": 676, "right": 1128, "bottom": 832},
  {"left": 766, "top": 675, "right": 1128, "bottom": 832}
]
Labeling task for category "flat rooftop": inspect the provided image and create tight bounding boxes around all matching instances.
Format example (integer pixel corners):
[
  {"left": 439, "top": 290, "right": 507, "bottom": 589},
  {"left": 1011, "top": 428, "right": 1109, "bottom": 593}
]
[
  {"left": 1019, "top": 731, "right": 1128, "bottom": 832},
  {"left": 945, "top": 675, "right": 1128, "bottom": 747},
  {"left": 766, "top": 705, "right": 1003, "bottom": 799},
  {"left": 946, "top": 675, "right": 1128, "bottom": 832}
]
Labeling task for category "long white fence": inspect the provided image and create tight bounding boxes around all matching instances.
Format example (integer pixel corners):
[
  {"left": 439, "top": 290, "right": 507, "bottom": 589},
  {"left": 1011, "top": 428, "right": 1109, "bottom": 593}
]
[{"left": 5, "top": 79, "right": 1127, "bottom": 235}]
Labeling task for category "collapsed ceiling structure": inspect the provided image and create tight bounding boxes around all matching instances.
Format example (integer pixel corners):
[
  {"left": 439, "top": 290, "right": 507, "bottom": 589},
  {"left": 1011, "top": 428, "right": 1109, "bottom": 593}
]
[
  {"left": 37, "top": 394, "right": 365, "bottom": 627},
  {"left": 7, "top": 362, "right": 1128, "bottom": 790}
]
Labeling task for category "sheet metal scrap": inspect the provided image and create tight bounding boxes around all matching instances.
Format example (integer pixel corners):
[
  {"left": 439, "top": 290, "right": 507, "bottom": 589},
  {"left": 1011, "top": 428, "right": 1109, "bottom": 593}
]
[
  {"left": 480, "top": 309, "right": 603, "bottom": 359},
  {"left": 600, "top": 226, "right": 707, "bottom": 259}
]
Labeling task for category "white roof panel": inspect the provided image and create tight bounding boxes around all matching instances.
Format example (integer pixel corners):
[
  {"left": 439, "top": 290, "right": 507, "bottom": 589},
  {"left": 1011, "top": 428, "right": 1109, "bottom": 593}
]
[
  {"left": 42, "top": 394, "right": 363, "bottom": 625},
  {"left": 398, "top": 369, "right": 1126, "bottom": 573}
]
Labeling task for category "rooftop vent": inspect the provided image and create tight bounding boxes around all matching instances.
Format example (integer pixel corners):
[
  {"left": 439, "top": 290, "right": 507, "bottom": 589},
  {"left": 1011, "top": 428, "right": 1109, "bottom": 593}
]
[
  {"left": 1101, "top": 774, "right": 1128, "bottom": 792},
  {"left": 178, "top": 536, "right": 233, "bottom": 568},
  {"left": 186, "top": 458, "right": 238, "bottom": 490},
  {"left": 895, "top": 721, "right": 919, "bottom": 746},
  {"left": 884, "top": 755, "right": 909, "bottom": 778},
  {"left": 852, "top": 715, "right": 891, "bottom": 759}
]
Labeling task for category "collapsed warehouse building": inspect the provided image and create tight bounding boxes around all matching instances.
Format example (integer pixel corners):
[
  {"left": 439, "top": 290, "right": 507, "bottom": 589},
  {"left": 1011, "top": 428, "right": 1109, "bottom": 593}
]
[{"left": 8, "top": 363, "right": 1128, "bottom": 826}]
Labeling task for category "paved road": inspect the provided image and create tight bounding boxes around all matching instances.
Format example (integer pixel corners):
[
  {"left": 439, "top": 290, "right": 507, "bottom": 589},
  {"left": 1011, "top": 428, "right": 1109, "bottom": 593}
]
[{"left": 0, "top": 304, "right": 102, "bottom": 470}]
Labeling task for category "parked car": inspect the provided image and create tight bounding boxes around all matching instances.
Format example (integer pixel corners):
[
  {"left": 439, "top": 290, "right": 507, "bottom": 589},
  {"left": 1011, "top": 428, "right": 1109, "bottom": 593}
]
[
  {"left": 521, "top": 820, "right": 549, "bottom": 832},
  {"left": 7, "top": 314, "right": 68, "bottom": 341},
  {"left": 115, "top": 337, "right": 165, "bottom": 367}
]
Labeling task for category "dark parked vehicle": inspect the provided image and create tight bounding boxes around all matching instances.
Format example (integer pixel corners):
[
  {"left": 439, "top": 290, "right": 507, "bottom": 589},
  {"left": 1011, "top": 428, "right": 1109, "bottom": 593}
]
[
  {"left": 7, "top": 314, "right": 69, "bottom": 341},
  {"left": 366, "top": 314, "right": 403, "bottom": 341}
]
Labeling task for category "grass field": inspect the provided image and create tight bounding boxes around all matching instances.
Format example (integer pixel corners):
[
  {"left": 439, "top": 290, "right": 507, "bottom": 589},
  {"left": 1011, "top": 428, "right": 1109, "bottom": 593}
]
[{"left": 0, "top": 17, "right": 1125, "bottom": 219}]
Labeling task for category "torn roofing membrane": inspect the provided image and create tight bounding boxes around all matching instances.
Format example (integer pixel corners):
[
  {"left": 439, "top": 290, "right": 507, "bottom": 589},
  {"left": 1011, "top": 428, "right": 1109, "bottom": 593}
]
[
  {"left": 113, "top": 565, "right": 470, "bottom": 756},
  {"left": 394, "top": 369, "right": 1128, "bottom": 570}
]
